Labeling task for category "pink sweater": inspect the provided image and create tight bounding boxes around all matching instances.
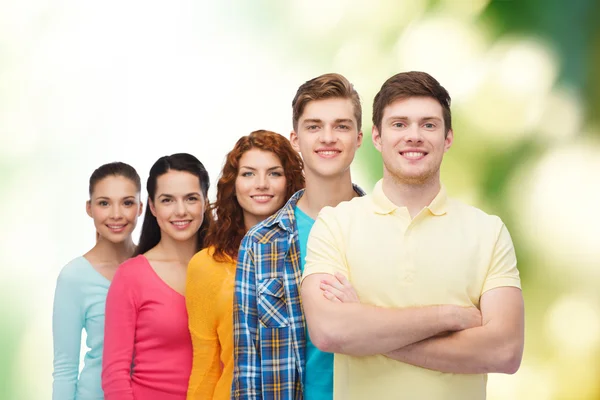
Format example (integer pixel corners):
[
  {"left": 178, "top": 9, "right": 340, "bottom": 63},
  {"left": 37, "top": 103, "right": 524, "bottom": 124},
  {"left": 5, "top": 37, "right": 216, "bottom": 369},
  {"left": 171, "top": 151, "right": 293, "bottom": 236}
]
[{"left": 102, "top": 255, "right": 192, "bottom": 400}]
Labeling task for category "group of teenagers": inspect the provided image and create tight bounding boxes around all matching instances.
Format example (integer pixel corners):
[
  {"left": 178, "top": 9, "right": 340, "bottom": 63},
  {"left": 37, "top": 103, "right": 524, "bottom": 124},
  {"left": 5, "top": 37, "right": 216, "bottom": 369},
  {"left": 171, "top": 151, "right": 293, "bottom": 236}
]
[{"left": 52, "top": 71, "right": 525, "bottom": 400}]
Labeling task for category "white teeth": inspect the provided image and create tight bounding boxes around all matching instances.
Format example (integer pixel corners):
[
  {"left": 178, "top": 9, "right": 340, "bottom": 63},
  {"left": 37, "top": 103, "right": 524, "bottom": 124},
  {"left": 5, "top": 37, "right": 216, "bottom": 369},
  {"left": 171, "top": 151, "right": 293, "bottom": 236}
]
[
  {"left": 172, "top": 221, "right": 190, "bottom": 226},
  {"left": 317, "top": 151, "right": 339, "bottom": 156},
  {"left": 108, "top": 225, "right": 125, "bottom": 229},
  {"left": 404, "top": 152, "right": 425, "bottom": 158},
  {"left": 252, "top": 196, "right": 272, "bottom": 201}
]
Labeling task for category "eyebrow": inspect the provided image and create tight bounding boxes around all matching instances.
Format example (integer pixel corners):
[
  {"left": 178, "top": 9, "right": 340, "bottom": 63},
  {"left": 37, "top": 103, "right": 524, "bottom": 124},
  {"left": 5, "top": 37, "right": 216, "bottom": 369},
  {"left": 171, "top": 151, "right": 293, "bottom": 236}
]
[
  {"left": 239, "top": 166, "right": 284, "bottom": 171},
  {"left": 157, "top": 192, "right": 202, "bottom": 198},
  {"left": 302, "top": 118, "right": 322, "bottom": 125},
  {"left": 387, "top": 116, "right": 442, "bottom": 122},
  {"left": 95, "top": 196, "right": 136, "bottom": 200},
  {"left": 302, "top": 118, "right": 355, "bottom": 125}
]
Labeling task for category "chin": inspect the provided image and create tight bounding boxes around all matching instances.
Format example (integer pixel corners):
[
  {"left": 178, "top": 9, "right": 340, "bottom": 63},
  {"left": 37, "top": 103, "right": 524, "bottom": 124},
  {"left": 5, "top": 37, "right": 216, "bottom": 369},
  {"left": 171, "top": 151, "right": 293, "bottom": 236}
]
[{"left": 102, "top": 234, "right": 129, "bottom": 244}]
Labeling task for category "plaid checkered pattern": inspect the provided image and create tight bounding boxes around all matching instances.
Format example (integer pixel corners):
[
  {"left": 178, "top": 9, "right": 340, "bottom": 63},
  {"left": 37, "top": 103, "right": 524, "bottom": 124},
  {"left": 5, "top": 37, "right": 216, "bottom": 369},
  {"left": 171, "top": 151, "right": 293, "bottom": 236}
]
[{"left": 232, "top": 185, "right": 365, "bottom": 400}]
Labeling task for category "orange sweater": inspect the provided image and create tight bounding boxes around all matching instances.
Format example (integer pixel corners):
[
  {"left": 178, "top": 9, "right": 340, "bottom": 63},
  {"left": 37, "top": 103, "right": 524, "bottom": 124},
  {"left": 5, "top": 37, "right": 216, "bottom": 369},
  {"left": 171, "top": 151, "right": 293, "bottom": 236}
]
[{"left": 185, "top": 247, "right": 235, "bottom": 400}]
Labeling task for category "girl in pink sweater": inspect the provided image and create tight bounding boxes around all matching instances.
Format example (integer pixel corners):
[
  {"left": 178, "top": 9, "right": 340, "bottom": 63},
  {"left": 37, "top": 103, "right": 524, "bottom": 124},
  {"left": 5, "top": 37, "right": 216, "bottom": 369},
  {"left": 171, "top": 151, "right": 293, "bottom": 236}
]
[{"left": 102, "top": 153, "right": 212, "bottom": 400}]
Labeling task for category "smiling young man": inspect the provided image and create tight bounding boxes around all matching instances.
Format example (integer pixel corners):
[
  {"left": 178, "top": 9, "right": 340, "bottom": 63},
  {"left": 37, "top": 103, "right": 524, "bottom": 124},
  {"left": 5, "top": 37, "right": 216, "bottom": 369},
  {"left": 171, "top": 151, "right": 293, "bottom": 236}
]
[
  {"left": 301, "top": 71, "right": 524, "bottom": 400},
  {"left": 232, "top": 73, "right": 366, "bottom": 400}
]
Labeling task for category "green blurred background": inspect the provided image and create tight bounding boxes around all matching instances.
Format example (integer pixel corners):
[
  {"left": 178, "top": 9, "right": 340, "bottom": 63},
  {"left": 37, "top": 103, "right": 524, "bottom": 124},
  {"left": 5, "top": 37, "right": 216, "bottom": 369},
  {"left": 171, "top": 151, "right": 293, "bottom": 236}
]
[{"left": 1, "top": 0, "right": 599, "bottom": 399}]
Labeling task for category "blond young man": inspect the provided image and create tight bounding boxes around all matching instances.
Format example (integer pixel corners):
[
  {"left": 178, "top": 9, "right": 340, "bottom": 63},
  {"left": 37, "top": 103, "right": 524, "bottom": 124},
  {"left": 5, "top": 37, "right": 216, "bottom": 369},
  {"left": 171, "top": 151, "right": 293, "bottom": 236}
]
[{"left": 232, "top": 73, "right": 366, "bottom": 399}]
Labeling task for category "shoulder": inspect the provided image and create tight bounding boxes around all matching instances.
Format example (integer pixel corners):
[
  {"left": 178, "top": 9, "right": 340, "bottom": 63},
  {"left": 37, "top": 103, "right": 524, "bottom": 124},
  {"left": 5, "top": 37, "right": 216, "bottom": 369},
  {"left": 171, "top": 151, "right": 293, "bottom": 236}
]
[
  {"left": 447, "top": 198, "right": 506, "bottom": 233},
  {"left": 318, "top": 195, "right": 370, "bottom": 223},
  {"left": 188, "top": 247, "right": 229, "bottom": 279},
  {"left": 113, "top": 254, "right": 150, "bottom": 281},
  {"left": 57, "top": 257, "right": 90, "bottom": 283},
  {"left": 244, "top": 210, "right": 292, "bottom": 246}
]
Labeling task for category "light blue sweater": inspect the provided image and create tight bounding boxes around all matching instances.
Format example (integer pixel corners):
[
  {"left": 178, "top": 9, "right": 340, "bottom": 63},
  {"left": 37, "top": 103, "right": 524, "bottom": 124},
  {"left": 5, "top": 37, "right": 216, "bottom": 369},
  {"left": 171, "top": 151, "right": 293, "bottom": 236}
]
[{"left": 52, "top": 256, "right": 110, "bottom": 400}]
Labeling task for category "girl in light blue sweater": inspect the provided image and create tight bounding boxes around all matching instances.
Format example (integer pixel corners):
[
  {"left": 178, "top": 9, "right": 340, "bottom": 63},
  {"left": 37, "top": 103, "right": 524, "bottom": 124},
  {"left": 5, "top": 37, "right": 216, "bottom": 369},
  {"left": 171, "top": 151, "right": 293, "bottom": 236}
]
[{"left": 52, "top": 162, "right": 143, "bottom": 400}]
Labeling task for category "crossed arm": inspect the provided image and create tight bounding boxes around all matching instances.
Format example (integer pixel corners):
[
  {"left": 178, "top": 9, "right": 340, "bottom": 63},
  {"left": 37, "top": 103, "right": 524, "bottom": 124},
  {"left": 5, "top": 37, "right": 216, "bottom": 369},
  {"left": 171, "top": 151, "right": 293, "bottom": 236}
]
[
  {"left": 385, "top": 286, "right": 524, "bottom": 374},
  {"left": 301, "top": 211, "right": 524, "bottom": 375},
  {"left": 310, "top": 273, "right": 524, "bottom": 374},
  {"left": 301, "top": 273, "right": 482, "bottom": 356}
]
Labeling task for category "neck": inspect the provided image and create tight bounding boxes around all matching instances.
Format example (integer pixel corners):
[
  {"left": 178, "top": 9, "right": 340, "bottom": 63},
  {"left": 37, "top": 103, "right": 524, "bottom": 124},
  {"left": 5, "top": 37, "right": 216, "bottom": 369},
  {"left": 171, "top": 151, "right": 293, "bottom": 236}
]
[
  {"left": 153, "top": 233, "right": 198, "bottom": 265},
  {"left": 92, "top": 236, "right": 136, "bottom": 264},
  {"left": 297, "top": 169, "right": 357, "bottom": 219},
  {"left": 243, "top": 213, "right": 261, "bottom": 232},
  {"left": 382, "top": 171, "right": 441, "bottom": 218}
]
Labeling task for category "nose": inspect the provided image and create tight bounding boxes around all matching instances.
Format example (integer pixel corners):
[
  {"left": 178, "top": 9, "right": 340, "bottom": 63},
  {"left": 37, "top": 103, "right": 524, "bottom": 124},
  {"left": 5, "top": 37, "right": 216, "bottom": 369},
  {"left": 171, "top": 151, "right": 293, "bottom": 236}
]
[
  {"left": 110, "top": 204, "right": 122, "bottom": 219},
  {"left": 319, "top": 126, "right": 337, "bottom": 144},
  {"left": 405, "top": 124, "right": 424, "bottom": 144},
  {"left": 256, "top": 173, "right": 269, "bottom": 190},
  {"left": 175, "top": 199, "right": 186, "bottom": 216}
]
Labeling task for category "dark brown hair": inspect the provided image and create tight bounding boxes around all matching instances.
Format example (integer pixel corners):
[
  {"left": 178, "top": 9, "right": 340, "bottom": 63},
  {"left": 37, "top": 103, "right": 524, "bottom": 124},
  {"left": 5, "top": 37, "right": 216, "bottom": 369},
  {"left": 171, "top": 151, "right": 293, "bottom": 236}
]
[
  {"left": 372, "top": 71, "right": 452, "bottom": 135},
  {"left": 292, "top": 73, "right": 362, "bottom": 131},
  {"left": 135, "top": 153, "right": 212, "bottom": 256},
  {"left": 89, "top": 162, "right": 141, "bottom": 197},
  {"left": 205, "top": 130, "right": 305, "bottom": 262}
]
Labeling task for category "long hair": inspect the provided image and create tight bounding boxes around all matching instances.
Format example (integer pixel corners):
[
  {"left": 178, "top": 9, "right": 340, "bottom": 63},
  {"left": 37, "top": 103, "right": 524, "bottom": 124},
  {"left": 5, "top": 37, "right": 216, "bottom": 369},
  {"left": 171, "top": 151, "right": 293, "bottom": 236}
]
[
  {"left": 205, "top": 130, "right": 304, "bottom": 262},
  {"left": 135, "top": 153, "right": 212, "bottom": 256}
]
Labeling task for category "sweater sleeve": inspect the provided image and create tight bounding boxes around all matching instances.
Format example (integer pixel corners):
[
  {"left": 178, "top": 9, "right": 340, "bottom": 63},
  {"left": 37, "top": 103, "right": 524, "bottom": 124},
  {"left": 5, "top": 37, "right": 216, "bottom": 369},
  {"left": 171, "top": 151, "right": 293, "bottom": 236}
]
[
  {"left": 186, "top": 251, "right": 222, "bottom": 400},
  {"left": 102, "top": 262, "right": 137, "bottom": 400},
  {"left": 52, "top": 263, "right": 84, "bottom": 400}
]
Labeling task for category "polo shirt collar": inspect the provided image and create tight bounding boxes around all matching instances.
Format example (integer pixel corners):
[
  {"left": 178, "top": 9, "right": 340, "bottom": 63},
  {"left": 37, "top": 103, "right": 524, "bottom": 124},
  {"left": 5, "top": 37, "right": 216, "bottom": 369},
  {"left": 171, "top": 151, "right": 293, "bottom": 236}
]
[{"left": 371, "top": 179, "right": 448, "bottom": 216}]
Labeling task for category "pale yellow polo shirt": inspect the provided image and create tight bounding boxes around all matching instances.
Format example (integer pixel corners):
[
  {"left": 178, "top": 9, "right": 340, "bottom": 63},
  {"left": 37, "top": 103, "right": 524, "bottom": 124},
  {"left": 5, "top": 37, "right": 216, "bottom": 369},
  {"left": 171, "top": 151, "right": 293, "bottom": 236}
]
[{"left": 302, "top": 179, "right": 521, "bottom": 400}]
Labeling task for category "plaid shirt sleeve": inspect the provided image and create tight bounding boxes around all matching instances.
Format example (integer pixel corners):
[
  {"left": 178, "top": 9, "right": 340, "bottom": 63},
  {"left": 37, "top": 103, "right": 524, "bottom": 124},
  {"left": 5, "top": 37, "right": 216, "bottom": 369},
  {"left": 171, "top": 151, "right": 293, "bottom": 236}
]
[{"left": 232, "top": 234, "right": 261, "bottom": 399}]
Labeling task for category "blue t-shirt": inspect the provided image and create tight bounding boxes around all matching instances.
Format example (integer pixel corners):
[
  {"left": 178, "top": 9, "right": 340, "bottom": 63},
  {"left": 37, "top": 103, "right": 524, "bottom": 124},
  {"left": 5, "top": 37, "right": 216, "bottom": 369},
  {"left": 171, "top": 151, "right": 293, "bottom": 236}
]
[{"left": 295, "top": 205, "right": 334, "bottom": 400}]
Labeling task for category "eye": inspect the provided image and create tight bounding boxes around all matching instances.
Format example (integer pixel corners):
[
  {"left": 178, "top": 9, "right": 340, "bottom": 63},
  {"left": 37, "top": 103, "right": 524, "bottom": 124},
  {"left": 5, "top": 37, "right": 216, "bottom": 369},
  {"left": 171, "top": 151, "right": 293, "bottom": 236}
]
[
  {"left": 392, "top": 122, "right": 406, "bottom": 128},
  {"left": 269, "top": 171, "right": 283, "bottom": 177},
  {"left": 337, "top": 125, "right": 350, "bottom": 130},
  {"left": 306, "top": 125, "right": 320, "bottom": 131},
  {"left": 124, "top": 200, "right": 134, "bottom": 206},
  {"left": 423, "top": 123, "right": 435, "bottom": 129},
  {"left": 187, "top": 196, "right": 199, "bottom": 202},
  {"left": 161, "top": 198, "right": 172, "bottom": 203},
  {"left": 98, "top": 200, "right": 109, "bottom": 206},
  {"left": 241, "top": 171, "right": 254, "bottom": 177}
]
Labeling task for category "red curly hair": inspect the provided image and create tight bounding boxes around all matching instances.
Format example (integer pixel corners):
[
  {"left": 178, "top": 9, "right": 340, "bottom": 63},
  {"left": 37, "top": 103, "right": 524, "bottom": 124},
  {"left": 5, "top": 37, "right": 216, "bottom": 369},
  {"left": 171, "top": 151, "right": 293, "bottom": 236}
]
[{"left": 205, "top": 130, "right": 305, "bottom": 262}]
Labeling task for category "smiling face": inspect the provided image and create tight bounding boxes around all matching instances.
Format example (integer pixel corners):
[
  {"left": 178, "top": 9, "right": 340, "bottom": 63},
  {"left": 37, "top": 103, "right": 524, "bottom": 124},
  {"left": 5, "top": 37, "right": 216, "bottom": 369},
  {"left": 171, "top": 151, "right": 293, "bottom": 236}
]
[
  {"left": 149, "top": 169, "right": 206, "bottom": 243},
  {"left": 87, "top": 175, "right": 143, "bottom": 243},
  {"left": 235, "top": 148, "right": 288, "bottom": 229},
  {"left": 290, "top": 97, "right": 362, "bottom": 180},
  {"left": 373, "top": 96, "right": 453, "bottom": 185}
]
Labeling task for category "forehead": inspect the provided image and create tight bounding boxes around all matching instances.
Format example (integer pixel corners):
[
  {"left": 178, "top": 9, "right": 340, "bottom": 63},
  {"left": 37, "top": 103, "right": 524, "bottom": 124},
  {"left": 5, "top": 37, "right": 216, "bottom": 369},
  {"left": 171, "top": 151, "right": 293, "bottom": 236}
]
[
  {"left": 382, "top": 96, "right": 444, "bottom": 120},
  {"left": 92, "top": 175, "right": 138, "bottom": 197},
  {"left": 239, "top": 148, "right": 282, "bottom": 167},
  {"left": 300, "top": 97, "right": 356, "bottom": 124},
  {"left": 156, "top": 170, "right": 201, "bottom": 194}
]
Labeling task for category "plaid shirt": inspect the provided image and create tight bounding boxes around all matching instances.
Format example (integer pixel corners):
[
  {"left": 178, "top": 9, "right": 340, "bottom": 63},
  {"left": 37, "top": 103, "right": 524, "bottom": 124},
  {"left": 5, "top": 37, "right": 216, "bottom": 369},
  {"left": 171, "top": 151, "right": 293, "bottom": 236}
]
[{"left": 232, "top": 185, "right": 365, "bottom": 400}]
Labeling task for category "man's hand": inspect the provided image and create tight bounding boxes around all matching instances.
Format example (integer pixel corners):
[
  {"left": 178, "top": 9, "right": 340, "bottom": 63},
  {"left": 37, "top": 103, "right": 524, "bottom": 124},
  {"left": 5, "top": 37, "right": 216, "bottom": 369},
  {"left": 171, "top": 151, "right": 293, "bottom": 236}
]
[
  {"left": 450, "top": 306, "right": 482, "bottom": 331},
  {"left": 320, "top": 273, "right": 481, "bottom": 332},
  {"left": 320, "top": 272, "right": 360, "bottom": 303}
]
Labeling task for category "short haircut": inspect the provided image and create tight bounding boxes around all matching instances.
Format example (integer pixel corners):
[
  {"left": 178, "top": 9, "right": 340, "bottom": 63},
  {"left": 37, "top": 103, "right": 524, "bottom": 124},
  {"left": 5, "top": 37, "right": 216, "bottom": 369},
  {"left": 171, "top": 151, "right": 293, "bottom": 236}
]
[
  {"left": 292, "top": 73, "right": 362, "bottom": 131},
  {"left": 372, "top": 71, "right": 451, "bottom": 134}
]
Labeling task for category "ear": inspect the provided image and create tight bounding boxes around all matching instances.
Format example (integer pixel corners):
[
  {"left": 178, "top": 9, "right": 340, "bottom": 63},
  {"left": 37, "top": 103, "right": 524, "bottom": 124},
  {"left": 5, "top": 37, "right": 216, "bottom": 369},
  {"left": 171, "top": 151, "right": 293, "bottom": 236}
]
[
  {"left": 138, "top": 200, "right": 144, "bottom": 217},
  {"left": 149, "top": 199, "right": 157, "bottom": 217},
  {"left": 372, "top": 126, "right": 382, "bottom": 153},
  {"left": 356, "top": 130, "right": 363, "bottom": 148},
  {"left": 86, "top": 200, "right": 92, "bottom": 217},
  {"left": 289, "top": 130, "right": 300, "bottom": 152},
  {"left": 444, "top": 129, "right": 454, "bottom": 153}
]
